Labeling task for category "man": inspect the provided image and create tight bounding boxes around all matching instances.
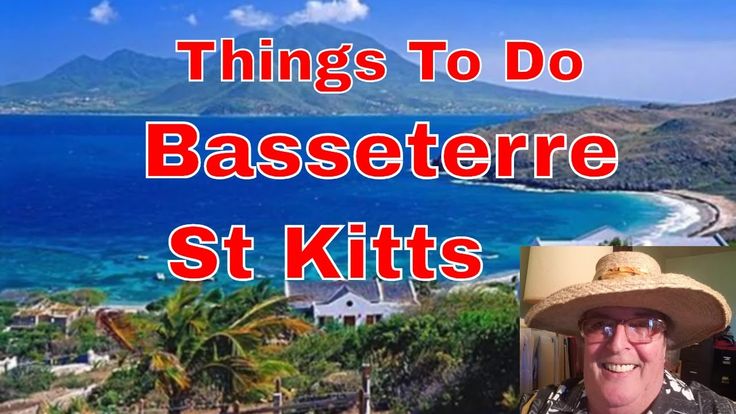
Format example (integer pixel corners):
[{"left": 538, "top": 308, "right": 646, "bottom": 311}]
[{"left": 520, "top": 251, "right": 736, "bottom": 413}]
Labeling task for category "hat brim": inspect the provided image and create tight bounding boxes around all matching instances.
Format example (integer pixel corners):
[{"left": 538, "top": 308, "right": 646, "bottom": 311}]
[{"left": 525, "top": 273, "right": 731, "bottom": 349}]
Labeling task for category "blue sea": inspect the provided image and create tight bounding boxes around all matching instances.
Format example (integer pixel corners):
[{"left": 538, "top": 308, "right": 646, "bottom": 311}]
[{"left": 0, "top": 114, "right": 675, "bottom": 303}]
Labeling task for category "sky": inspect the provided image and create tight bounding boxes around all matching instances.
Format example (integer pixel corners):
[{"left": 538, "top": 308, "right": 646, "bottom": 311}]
[{"left": 1, "top": 0, "right": 736, "bottom": 103}]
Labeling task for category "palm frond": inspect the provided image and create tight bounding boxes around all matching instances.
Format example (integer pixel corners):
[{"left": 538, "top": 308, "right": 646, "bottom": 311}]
[
  {"left": 203, "top": 287, "right": 224, "bottom": 303},
  {"left": 227, "top": 295, "right": 291, "bottom": 328},
  {"left": 229, "top": 315, "right": 313, "bottom": 337},
  {"left": 95, "top": 309, "right": 137, "bottom": 352},
  {"left": 256, "top": 359, "right": 298, "bottom": 377},
  {"left": 185, "top": 330, "right": 249, "bottom": 370},
  {"left": 164, "top": 283, "right": 202, "bottom": 318},
  {"left": 150, "top": 350, "right": 191, "bottom": 391}
]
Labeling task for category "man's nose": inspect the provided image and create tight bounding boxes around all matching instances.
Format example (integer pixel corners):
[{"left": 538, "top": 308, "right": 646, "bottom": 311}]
[{"left": 606, "top": 323, "right": 631, "bottom": 351}]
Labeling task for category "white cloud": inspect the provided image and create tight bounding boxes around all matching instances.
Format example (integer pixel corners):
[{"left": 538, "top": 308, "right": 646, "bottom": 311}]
[
  {"left": 285, "top": 0, "right": 369, "bottom": 25},
  {"left": 227, "top": 5, "right": 275, "bottom": 28},
  {"left": 89, "top": 0, "right": 117, "bottom": 25},
  {"left": 185, "top": 13, "right": 198, "bottom": 26}
]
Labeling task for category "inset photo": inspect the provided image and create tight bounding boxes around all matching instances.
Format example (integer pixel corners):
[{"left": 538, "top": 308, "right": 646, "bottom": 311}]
[{"left": 519, "top": 246, "right": 736, "bottom": 412}]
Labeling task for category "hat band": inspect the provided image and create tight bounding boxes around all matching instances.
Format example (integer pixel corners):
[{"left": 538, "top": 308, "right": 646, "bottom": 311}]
[{"left": 596, "top": 265, "right": 651, "bottom": 280}]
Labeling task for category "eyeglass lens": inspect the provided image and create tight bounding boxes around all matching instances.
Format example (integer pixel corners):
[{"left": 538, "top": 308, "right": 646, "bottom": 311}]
[{"left": 580, "top": 317, "right": 666, "bottom": 343}]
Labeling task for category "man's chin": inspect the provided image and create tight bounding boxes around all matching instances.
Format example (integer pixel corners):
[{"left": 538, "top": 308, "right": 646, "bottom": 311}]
[{"left": 597, "top": 384, "right": 640, "bottom": 408}]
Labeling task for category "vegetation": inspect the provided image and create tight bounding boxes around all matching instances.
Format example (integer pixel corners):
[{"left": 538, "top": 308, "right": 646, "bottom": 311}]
[
  {"left": 413, "top": 279, "right": 440, "bottom": 298},
  {"left": 0, "top": 364, "right": 55, "bottom": 402},
  {"left": 67, "top": 316, "right": 114, "bottom": 354},
  {"left": 474, "top": 99, "right": 736, "bottom": 199},
  {"left": 96, "top": 282, "right": 312, "bottom": 413},
  {"left": 282, "top": 285, "right": 519, "bottom": 413},
  {"left": 52, "top": 373, "right": 96, "bottom": 390},
  {"left": 0, "top": 25, "right": 605, "bottom": 116},
  {"left": 0, "top": 323, "right": 63, "bottom": 361},
  {"left": 0, "top": 282, "right": 519, "bottom": 413},
  {"left": 600, "top": 236, "right": 630, "bottom": 246},
  {"left": 88, "top": 365, "right": 155, "bottom": 410},
  {"left": 0, "top": 300, "right": 17, "bottom": 330},
  {"left": 51, "top": 288, "right": 107, "bottom": 308},
  {"left": 38, "top": 397, "right": 94, "bottom": 414},
  {"left": 0, "top": 317, "right": 111, "bottom": 362}
]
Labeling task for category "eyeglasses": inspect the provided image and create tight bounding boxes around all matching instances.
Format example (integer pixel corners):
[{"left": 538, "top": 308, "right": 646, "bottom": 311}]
[{"left": 578, "top": 317, "right": 667, "bottom": 344}]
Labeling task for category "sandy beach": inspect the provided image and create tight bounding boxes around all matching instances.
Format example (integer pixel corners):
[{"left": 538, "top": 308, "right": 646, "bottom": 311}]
[
  {"left": 92, "top": 303, "right": 148, "bottom": 313},
  {"left": 459, "top": 180, "right": 736, "bottom": 241},
  {"left": 659, "top": 189, "right": 736, "bottom": 237}
]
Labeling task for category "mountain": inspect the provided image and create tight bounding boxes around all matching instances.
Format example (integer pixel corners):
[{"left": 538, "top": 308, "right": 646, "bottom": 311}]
[
  {"left": 0, "top": 50, "right": 187, "bottom": 112},
  {"left": 471, "top": 99, "right": 736, "bottom": 198},
  {"left": 0, "top": 24, "right": 613, "bottom": 115},
  {"left": 141, "top": 24, "right": 611, "bottom": 115}
]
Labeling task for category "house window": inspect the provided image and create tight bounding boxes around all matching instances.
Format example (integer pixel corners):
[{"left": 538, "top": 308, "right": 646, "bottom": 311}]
[
  {"left": 366, "top": 314, "right": 383, "bottom": 325},
  {"left": 346, "top": 300, "right": 354, "bottom": 307},
  {"left": 343, "top": 315, "right": 356, "bottom": 327}
]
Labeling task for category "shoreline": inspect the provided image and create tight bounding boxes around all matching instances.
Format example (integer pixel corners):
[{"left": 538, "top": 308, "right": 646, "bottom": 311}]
[
  {"left": 658, "top": 189, "right": 736, "bottom": 237},
  {"left": 455, "top": 180, "right": 733, "bottom": 239},
  {"left": 92, "top": 303, "right": 148, "bottom": 313}
]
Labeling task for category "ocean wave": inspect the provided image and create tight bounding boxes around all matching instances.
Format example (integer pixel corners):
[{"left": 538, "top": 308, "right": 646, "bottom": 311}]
[
  {"left": 448, "top": 179, "right": 575, "bottom": 193},
  {"left": 637, "top": 193, "right": 703, "bottom": 238}
]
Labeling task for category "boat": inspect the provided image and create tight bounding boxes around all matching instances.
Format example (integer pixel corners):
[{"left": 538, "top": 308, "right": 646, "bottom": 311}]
[
  {"left": 136, "top": 255, "right": 150, "bottom": 261},
  {"left": 155, "top": 272, "right": 165, "bottom": 281}
]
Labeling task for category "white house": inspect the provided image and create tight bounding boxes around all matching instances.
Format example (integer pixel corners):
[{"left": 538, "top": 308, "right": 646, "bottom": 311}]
[
  {"left": 0, "top": 355, "right": 18, "bottom": 374},
  {"left": 285, "top": 279, "right": 419, "bottom": 327},
  {"left": 532, "top": 225, "right": 727, "bottom": 247}
]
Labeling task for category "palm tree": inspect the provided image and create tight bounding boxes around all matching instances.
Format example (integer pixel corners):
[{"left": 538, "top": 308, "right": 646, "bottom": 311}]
[
  {"left": 97, "top": 283, "right": 312, "bottom": 414},
  {"left": 36, "top": 397, "right": 93, "bottom": 414}
]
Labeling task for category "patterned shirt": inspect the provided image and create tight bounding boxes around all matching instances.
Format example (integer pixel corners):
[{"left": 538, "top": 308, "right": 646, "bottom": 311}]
[{"left": 520, "top": 371, "right": 736, "bottom": 414}]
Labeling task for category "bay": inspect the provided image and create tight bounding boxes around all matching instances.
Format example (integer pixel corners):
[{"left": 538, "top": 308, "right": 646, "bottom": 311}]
[{"left": 0, "top": 114, "right": 672, "bottom": 303}]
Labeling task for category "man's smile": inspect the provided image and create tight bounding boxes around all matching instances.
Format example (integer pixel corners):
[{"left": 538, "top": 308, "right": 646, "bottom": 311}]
[{"left": 600, "top": 362, "right": 640, "bottom": 374}]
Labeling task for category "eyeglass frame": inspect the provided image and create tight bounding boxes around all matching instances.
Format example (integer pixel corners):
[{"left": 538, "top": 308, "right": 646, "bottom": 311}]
[{"left": 578, "top": 316, "right": 668, "bottom": 344}]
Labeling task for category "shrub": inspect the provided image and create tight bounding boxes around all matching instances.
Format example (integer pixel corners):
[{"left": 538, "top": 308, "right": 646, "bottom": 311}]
[
  {"left": 53, "top": 373, "right": 95, "bottom": 389},
  {"left": 281, "top": 328, "right": 360, "bottom": 394},
  {"left": 0, "top": 301, "right": 16, "bottom": 330},
  {"left": 88, "top": 365, "right": 154, "bottom": 409},
  {"left": 0, "top": 323, "right": 63, "bottom": 361},
  {"left": 68, "top": 316, "right": 113, "bottom": 354},
  {"left": 0, "top": 364, "right": 55, "bottom": 402}
]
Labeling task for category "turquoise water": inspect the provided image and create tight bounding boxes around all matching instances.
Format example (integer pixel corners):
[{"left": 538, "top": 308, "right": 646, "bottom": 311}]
[{"left": 0, "top": 114, "right": 672, "bottom": 303}]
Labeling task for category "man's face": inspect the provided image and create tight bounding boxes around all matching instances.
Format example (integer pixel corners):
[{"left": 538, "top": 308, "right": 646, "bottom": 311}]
[{"left": 581, "top": 307, "right": 667, "bottom": 413}]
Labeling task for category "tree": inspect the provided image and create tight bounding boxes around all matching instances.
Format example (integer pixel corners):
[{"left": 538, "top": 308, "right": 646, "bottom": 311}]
[
  {"left": 51, "top": 288, "right": 107, "bottom": 308},
  {"left": 68, "top": 316, "right": 113, "bottom": 354},
  {"left": 88, "top": 365, "right": 154, "bottom": 410},
  {"left": 0, "top": 301, "right": 16, "bottom": 330},
  {"left": 97, "top": 283, "right": 312, "bottom": 414},
  {"left": 0, "top": 323, "right": 63, "bottom": 361},
  {"left": 281, "top": 287, "right": 520, "bottom": 413},
  {"left": 413, "top": 280, "right": 439, "bottom": 298}
]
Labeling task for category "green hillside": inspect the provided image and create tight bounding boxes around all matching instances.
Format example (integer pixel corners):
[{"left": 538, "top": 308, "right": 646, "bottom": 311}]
[
  {"left": 0, "top": 50, "right": 187, "bottom": 112},
  {"left": 472, "top": 99, "right": 736, "bottom": 198},
  {"left": 0, "top": 24, "right": 612, "bottom": 115}
]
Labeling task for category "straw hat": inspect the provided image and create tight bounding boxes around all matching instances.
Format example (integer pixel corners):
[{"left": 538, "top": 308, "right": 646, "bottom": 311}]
[{"left": 525, "top": 251, "right": 731, "bottom": 349}]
